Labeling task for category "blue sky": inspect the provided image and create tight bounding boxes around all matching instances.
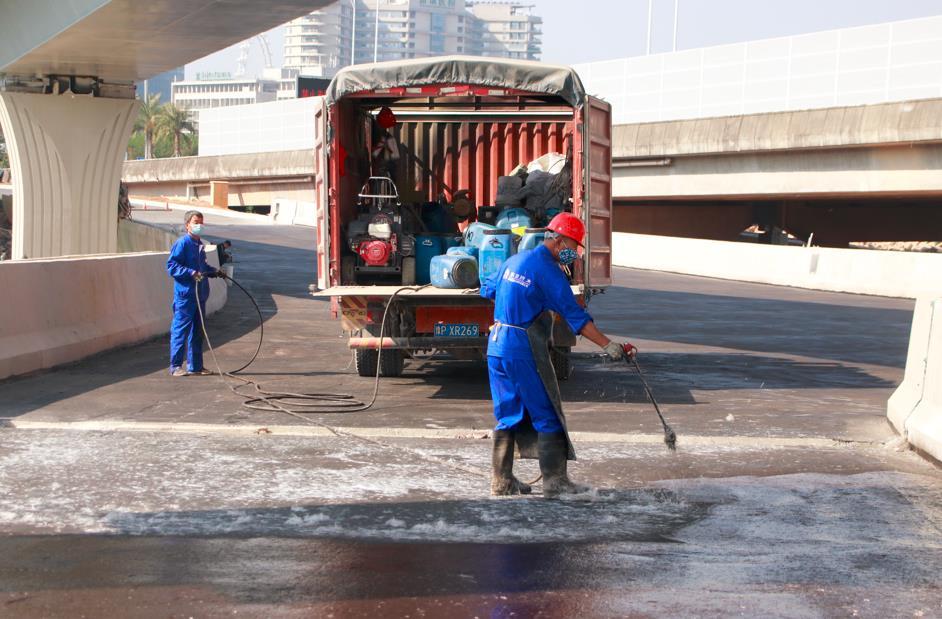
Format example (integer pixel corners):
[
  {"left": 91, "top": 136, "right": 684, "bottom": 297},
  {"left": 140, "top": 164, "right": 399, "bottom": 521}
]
[{"left": 187, "top": 0, "right": 942, "bottom": 79}]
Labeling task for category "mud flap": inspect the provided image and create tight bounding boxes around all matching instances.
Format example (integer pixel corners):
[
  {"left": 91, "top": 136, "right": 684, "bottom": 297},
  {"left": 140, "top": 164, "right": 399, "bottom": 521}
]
[{"left": 514, "top": 312, "right": 576, "bottom": 461}]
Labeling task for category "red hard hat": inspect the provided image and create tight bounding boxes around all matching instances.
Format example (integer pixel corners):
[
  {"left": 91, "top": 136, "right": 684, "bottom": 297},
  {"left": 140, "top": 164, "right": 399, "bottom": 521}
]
[
  {"left": 546, "top": 212, "right": 585, "bottom": 246},
  {"left": 377, "top": 106, "right": 397, "bottom": 129}
]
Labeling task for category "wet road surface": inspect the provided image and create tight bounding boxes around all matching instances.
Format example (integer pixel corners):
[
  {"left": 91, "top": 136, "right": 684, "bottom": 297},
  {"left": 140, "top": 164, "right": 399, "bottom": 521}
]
[
  {"left": 1, "top": 212, "right": 939, "bottom": 617},
  {"left": 1, "top": 430, "right": 940, "bottom": 618}
]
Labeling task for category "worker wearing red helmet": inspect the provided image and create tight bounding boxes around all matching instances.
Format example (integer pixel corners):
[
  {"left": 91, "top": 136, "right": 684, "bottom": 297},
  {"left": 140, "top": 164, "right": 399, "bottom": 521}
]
[{"left": 480, "top": 211, "right": 638, "bottom": 499}]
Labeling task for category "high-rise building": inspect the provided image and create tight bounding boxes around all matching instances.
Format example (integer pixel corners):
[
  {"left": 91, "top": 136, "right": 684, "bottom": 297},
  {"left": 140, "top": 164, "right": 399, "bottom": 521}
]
[
  {"left": 283, "top": 2, "right": 354, "bottom": 78},
  {"left": 467, "top": 3, "right": 542, "bottom": 61},
  {"left": 282, "top": 1, "right": 542, "bottom": 79}
]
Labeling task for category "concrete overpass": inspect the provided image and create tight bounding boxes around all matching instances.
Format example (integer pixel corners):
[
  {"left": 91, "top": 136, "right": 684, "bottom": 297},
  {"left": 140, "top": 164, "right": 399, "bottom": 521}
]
[
  {"left": 121, "top": 96, "right": 942, "bottom": 248},
  {"left": 611, "top": 97, "right": 942, "bottom": 247},
  {"left": 0, "top": 0, "right": 330, "bottom": 259}
]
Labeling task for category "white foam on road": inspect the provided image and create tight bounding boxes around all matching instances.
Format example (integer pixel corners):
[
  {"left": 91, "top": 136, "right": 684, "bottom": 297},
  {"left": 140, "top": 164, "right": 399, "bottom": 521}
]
[{"left": 0, "top": 429, "right": 939, "bottom": 560}]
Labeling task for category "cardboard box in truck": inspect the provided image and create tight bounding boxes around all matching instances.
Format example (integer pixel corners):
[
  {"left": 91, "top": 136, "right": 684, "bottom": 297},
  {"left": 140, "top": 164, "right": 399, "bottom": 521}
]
[{"left": 312, "top": 56, "right": 612, "bottom": 378}]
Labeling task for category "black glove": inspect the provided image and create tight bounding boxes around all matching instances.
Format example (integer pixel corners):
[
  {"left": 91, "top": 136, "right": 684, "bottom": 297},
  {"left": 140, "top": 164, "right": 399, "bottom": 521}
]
[{"left": 205, "top": 270, "right": 220, "bottom": 278}]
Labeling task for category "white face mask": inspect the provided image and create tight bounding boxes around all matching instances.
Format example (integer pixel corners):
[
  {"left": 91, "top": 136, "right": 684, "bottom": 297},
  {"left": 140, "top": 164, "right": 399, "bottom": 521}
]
[{"left": 189, "top": 223, "right": 203, "bottom": 236}]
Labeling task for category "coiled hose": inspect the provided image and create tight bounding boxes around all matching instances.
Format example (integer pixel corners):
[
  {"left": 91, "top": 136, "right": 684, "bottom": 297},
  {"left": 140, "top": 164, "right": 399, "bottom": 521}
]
[{"left": 193, "top": 273, "right": 492, "bottom": 480}]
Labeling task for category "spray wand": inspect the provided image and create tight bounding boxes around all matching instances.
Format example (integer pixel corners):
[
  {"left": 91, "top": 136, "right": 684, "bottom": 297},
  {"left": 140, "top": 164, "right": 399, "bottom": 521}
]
[{"left": 627, "top": 356, "right": 677, "bottom": 451}]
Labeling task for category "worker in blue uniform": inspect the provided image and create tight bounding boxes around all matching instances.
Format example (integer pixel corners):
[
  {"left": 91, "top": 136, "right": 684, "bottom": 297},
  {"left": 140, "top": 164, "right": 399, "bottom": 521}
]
[
  {"left": 481, "top": 212, "right": 637, "bottom": 498},
  {"left": 166, "top": 210, "right": 221, "bottom": 377}
]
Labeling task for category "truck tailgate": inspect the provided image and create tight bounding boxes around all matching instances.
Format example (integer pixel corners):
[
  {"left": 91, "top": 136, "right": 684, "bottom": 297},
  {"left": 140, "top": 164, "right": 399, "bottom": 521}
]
[{"left": 312, "top": 285, "right": 585, "bottom": 298}]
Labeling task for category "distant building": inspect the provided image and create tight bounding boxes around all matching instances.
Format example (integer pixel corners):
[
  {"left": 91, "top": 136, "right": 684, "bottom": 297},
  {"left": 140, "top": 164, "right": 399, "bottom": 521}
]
[
  {"left": 281, "top": 0, "right": 542, "bottom": 79},
  {"left": 136, "top": 67, "right": 184, "bottom": 104},
  {"left": 258, "top": 67, "right": 302, "bottom": 101},
  {"left": 283, "top": 2, "right": 353, "bottom": 78},
  {"left": 171, "top": 73, "right": 280, "bottom": 126},
  {"left": 467, "top": 3, "right": 541, "bottom": 60}
]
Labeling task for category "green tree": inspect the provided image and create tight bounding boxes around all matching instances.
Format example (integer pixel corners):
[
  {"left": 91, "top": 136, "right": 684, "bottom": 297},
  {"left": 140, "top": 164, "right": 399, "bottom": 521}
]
[
  {"left": 156, "top": 102, "right": 195, "bottom": 158},
  {"left": 181, "top": 131, "right": 198, "bottom": 157},
  {"left": 133, "top": 94, "right": 162, "bottom": 159},
  {"left": 0, "top": 128, "right": 9, "bottom": 169}
]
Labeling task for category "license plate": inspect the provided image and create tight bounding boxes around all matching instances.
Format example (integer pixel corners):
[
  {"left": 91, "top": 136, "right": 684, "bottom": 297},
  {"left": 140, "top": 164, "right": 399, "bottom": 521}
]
[{"left": 434, "top": 323, "right": 480, "bottom": 337}]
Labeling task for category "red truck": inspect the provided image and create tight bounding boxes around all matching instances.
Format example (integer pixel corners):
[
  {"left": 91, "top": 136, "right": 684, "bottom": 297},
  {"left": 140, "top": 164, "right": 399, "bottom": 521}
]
[{"left": 312, "top": 56, "right": 612, "bottom": 378}]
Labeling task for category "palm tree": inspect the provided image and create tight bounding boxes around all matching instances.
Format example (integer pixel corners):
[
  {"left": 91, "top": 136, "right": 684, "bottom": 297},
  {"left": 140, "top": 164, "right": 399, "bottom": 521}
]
[
  {"left": 156, "top": 103, "right": 195, "bottom": 158},
  {"left": 134, "top": 94, "right": 162, "bottom": 159}
]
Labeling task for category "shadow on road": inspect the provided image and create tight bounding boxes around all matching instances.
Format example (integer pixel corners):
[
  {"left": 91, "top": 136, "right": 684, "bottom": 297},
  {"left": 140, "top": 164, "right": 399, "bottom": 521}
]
[
  {"left": 595, "top": 284, "right": 913, "bottom": 368},
  {"left": 397, "top": 351, "right": 894, "bottom": 406}
]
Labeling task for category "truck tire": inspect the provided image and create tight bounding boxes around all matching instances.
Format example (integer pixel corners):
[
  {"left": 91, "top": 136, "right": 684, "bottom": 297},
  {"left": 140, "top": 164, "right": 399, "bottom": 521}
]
[
  {"left": 401, "top": 257, "right": 416, "bottom": 285},
  {"left": 380, "top": 349, "right": 404, "bottom": 377},
  {"left": 355, "top": 349, "right": 378, "bottom": 377},
  {"left": 550, "top": 346, "right": 571, "bottom": 381},
  {"left": 354, "top": 349, "right": 405, "bottom": 378}
]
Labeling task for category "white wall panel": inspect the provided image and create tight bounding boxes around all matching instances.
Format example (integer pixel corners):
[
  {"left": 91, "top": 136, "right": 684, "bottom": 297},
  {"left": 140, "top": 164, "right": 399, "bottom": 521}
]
[
  {"left": 574, "top": 15, "right": 942, "bottom": 124},
  {"left": 199, "top": 97, "right": 319, "bottom": 156}
]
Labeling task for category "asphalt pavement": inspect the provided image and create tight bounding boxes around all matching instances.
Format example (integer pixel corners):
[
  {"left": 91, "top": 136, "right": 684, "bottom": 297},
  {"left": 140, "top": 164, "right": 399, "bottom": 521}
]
[{"left": 0, "top": 210, "right": 939, "bottom": 618}]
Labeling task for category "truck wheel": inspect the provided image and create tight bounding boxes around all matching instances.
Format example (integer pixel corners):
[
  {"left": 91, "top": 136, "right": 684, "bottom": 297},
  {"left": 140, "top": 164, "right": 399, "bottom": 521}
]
[
  {"left": 355, "top": 349, "right": 378, "bottom": 377},
  {"left": 354, "top": 349, "right": 404, "bottom": 377},
  {"left": 342, "top": 256, "right": 356, "bottom": 284},
  {"left": 550, "top": 346, "right": 571, "bottom": 381},
  {"left": 401, "top": 257, "right": 416, "bottom": 285},
  {"left": 379, "top": 349, "right": 404, "bottom": 377}
]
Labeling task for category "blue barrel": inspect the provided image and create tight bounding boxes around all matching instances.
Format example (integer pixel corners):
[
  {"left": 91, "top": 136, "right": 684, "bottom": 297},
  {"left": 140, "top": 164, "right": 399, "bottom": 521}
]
[
  {"left": 463, "top": 222, "right": 496, "bottom": 250},
  {"left": 518, "top": 227, "right": 547, "bottom": 252},
  {"left": 496, "top": 207, "right": 532, "bottom": 230},
  {"left": 447, "top": 245, "right": 479, "bottom": 259},
  {"left": 440, "top": 233, "right": 463, "bottom": 251},
  {"left": 422, "top": 201, "right": 458, "bottom": 233},
  {"left": 430, "top": 254, "right": 479, "bottom": 289},
  {"left": 478, "top": 229, "right": 514, "bottom": 285},
  {"left": 415, "top": 235, "right": 442, "bottom": 285},
  {"left": 545, "top": 207, "right": 563, "bottom": 222}
]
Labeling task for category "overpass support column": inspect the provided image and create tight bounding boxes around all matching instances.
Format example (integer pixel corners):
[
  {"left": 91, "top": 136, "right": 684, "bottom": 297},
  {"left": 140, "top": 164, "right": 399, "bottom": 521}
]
[{"left": 0, "top": 92, "right": 138, "bottom": 259}]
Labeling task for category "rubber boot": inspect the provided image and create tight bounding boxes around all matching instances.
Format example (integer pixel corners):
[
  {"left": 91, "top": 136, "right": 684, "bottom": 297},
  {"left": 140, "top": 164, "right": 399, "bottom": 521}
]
[
  {"left": 491, "top": 430, "right": 532, "bottom": 496},
  {"left": 538, "top": 432, "right": 591, "bottom": 499}
]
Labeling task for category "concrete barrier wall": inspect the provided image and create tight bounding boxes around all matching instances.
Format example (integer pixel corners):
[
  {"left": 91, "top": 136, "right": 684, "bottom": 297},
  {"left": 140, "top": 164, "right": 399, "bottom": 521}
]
[
  {"left": 612, "top": 232, "right": 942, "bottom": 299},
  {"left": 270, "top": 198, "right": 317, "bottom": 227},
  {"left": 0, "top": 252, "right": 226, "bottom": 380},
  {"left": 888, "top": 297, "right": 942, "bottom": 463},
  {"left": 117, "top": 219, "right": 177, "bottom": 253}
]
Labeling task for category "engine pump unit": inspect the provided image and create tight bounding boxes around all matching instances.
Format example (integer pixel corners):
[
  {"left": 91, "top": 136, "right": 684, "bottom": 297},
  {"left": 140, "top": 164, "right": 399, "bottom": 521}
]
[{"left": 344, "top": 177, "right": 416, "bottom": 284}]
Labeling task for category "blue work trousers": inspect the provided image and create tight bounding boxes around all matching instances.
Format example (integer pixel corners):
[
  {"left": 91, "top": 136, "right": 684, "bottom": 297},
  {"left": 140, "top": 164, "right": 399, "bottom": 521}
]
[
  {"left": 169, "top": 293, "right": 206, "bottom": 372},
  {"left": 487, "top": 356, "right": 564, "bottom": 433}
]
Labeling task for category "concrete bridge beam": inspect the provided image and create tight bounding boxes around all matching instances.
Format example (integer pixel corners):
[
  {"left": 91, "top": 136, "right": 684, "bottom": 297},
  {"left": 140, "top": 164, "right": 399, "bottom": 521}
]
[{"left": 0, "top": 92, "right": 138, "bottom": 259}]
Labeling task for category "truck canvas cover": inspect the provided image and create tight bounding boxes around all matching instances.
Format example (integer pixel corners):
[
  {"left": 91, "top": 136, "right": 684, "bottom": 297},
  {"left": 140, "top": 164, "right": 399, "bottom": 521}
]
[{"left": 325, "top": 55, "right": 587, "bottom": 108}]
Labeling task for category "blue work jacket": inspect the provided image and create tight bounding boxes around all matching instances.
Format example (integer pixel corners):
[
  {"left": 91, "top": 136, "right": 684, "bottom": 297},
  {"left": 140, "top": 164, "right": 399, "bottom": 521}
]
[
  {"left": 166, "top": 234, "right": 211, "bottom": 302},
  {"left": 481, "top": 244, "right": 592, "bottom": 359}
]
